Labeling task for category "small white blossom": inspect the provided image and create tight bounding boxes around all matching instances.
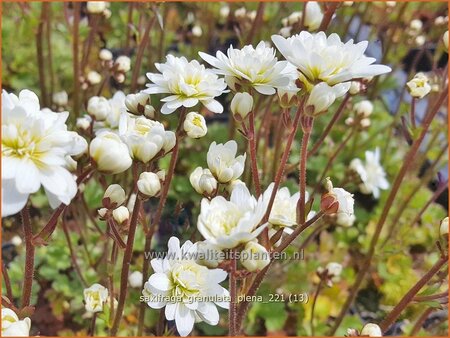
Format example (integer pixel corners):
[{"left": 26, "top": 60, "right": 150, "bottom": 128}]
[
  {"left": 354, "top": 100, "right": 373, "bottom": 117},
  {"left": 87, "top": 71, "right": 102, "bottom": 85},
  {"left": 207, "top": 140, "right": 246, "bottom": 183},
  {"left": 407, "top": 73, "right": 431, "bottom": 99},
  {"left": 89, "top": 132, "right": 132, "bottom": 174},
  {"left": 84, "top": 283, "right": 108, "bottom": 313},
  {"left": 129, "top": 271, "right": 144, "bottom": 288},
  {"left": 361, "top": 323, "right": 383, "bottom": 337},
  {"left": 325, "top": 178, "right": 355, "bottom": 219},
  {"left": 87, "top": 1, "right": 107, "bottom": 14},
  {"left": 115, "top": 55, "right": 131, "bottom": 72},
  {"left": 410, "top": 19, "right": 423, "bottom": 32},
  {"left": 145, "top": 55, "right": 227, "bottom": 114},
  {"left": 99, "top": 48, "right": 113, "bottom": 61},
  {"left": 240, "top": 241, "right": 271, "bottom": 272},
  {"left": 1, "top": 308, "right": 31, "bottom": 337},
  {"left": 190, "top": 167, "right": 218, "bottom": 195},
  {"left": 230, "top": 92, "right": 253, "bottom": 119},
  {"left": 183, "top": 112, "right": 207, "bottom": 138},
  {"left": 137, "top": 172, "right": 161, "bottom": 197}
]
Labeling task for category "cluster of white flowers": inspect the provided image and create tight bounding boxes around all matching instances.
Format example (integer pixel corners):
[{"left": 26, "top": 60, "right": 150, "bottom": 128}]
[{"left": 2, "top": 90, "right": 87, "bottom": 217}]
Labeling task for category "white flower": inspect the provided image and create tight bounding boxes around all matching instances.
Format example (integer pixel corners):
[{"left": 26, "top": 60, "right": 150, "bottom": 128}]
[
  {"left": 220, "top": 5, "right": 230, "bottom": 18},
  {"left": 115, "top": 55, "right": 131, "bottom": 72},
  {"left": 354, "top": 100, "right": 373, "bottom": 117},
  {"left": 199, "top": 41, "right": 294, "bottom": 95},
  {"left": 87, "top": 96, "right": 111, "bottom": 121},
  {"left": 195, "top": 241, "right": 224, "bottom": 268},
  {"left": 350, "top": 148, "right": 389, "bottom": 199},
  {"left": 87, "top": 71, "right": 102, "bottom": 85},
  {"left": 207, "top": 140, "right": 246, "bottom": 183},
  {"left": 234, "top": 7, "right": 246, "bottom": 19},
  {"left": 143, "top": 237, "right": 229, "bottom": 337},
  {"left": 144, "top": 55, "right": 227, "bottom": 115},
  {"left": 415, "top": 35, "right": 426, "bottom": 47},
  {"left": 129, "top": 271, "right": 144, "bottom": 288},
  {"left": 349, "top": 81, "right": 362, "bottom": 95},
  {"left": 190, "top": 167, "right": 218, "bottom": 195},
  {"left": 444, "top": 31, "right": 448, "bottom": 49},
  {"left": 336, "top": 213, "right": 356, "bottom": 227},
  {"left": 99, "top": 48, "right": 113, "bottom": 61},
  {"left": 125, "top": 93, "right": 154, "bottom": 117},
  {"left": 240, "top": 241, "right": 270, "bottom": 272},
  {"left": 103, "top": 184, "right": 126, "bottom": 208},
  {"left": 2, "top": 90, "right": 85, "bottom": 217},
  {"left": 84, "top": 283, "right": 109, "bottom": 313},
  {"left": 271, "top": 32, "right": 391, "bottom": 90},
  {"left": 287, "top": 12, "right": 302, "bottom": 25},
  {"left": 325, "top": 262, "right": 342, "bottom": 278},
  {"left": 230, "top": 92, "right": 253, "bottom": 119},
  {"left": 197, "top": 183, "right": 268, "bottom": 249},
  {"left": 98, "top": 207, "right": 108, "bottom": 219},
  {"left": 87, "top": 1, "right": 107, "bottom": 14},
  {"left": 119, "top": 115, "right": 169, "bottom": 163},
  {"left": 2, "top": 308, "right": 31, "bottom": 337},
  {"left": 199, "top": 41, "right": 290, "bottom": 95},
  {"left": 410, "top": 19, "right": 423, "bottom": 31},
  {"left": 52, "top": 91, "right": 68, "bottom": 106},
  {"left": 89, "top": 131, "right": 132, "bottom": 174},
  {"left": 183, "top": 112, "right": 207, "bottom": 138},
  {"left": 94, "top": 91, "right": 127, "bottom": 134},
  {"left": 361, "top": 323, "right": 383, "bottom": 337},
  {"left": 325, "top": 178, "right": 354, "bottom": 218},
  {"left": 192, "top": 25, "right": 203, "bottom": 37},
  {"left": 303, "top": 2, "right": 323, "bottom": 31},
  {"left": 137, "top": 172, "right": 161, "bottom": 197},
  {"left": 440, "top": 217, "right": 448, "bottom": 236},
  {"left": 305, "top": 82, "right": 350, "bottom": 116},
  {"left": 112, "top": 205, "right": 129, "bottom": 225}
]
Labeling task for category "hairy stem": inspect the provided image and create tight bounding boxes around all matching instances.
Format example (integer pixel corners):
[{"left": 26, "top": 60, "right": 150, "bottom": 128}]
[
  {"left": 21, "top": 207, "right": 35, "bottom": 308},
  {"left": 248, "top": 110, "right": 262, "bottom": 197},
  {"left": 229, "top": 251, "right": 237, "bottom": 336}
]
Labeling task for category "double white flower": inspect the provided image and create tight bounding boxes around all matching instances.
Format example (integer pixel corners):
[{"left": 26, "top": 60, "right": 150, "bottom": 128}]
[
  {"left": 2, "top": 90, "right": 87, "bottom": 217},
  {"left": 1, "top": 308, "right": 31, "bottom": 336},
  {"left": 199, "top": 41, "right": 295, "bottom": 95},
  {"left": 197, "top": 183, "right": 268, "bottom": 249},
  {"left": 143, "top": 237, "right": 229, "bottom": 336},
  {"left": 83, "top": 283, "right": 109, "bottom": 313},
  {"left": 350, "top": 148, "right": 389, "bottom": 199},
  {"left": 271, "top": 31, "right": 391, "bottom": 90},
  {"left": 144, "top": 55, "right": 228, "bottom": 114}
]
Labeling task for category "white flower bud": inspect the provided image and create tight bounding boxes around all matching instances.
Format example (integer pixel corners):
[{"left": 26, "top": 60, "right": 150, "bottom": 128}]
[
  {"left": 189, "top": 167, "right": 218, "bottom": 195},
  {"left": 360, "top": 118, "right": 371, "bottom": 128},
  {"left": 304, "top": 2, "right": 324, "bottom": 31},
  {"left": 112, "top": 206, "right": 129, "bottom": 225},
  {"left": 240, "top": 241, "right": 270, "bottom": 272},
  {"left": 137, "top": 172, "right": 161, "bottom": 197},
  {"left": 354, "top": 100, "right": 373, "bottom": 117},
  {"left": 407, "top": 73, "right": 431, "bottom": 99},
  {"left": 192, "top": 25, "right": 202, "bottom": 37},
  {"left": 87, "top": 1, "right": 106, "bottom": 14},
  {"left": 52, "top": 91, "right": 68, "bottom": 106},
  {"left": 287, "top": 11, "right": 302, "bottom": 25},
  {"left": 234, "top": 7, "right": 246, "bottom": 19},
  {"left": 410, "top": 19, "right": 423, "bottom": 31},
  {"left": 83, "top": 283, "right": 108, "bottom": 313},
  {"left": 128, "top": 271, "right": 143, "bottom": 288},
  {"left": 326, "top": 262, "right": 343, "bottom": 278},
  {"left": 90, "top": 132, "right": 132, "bottom": 174},
  {"left": 349, "top": 81, "right": 362, "bottom": 95},
  {"left": 220, "top": 5, "right": 230, "bottom": 18},
  {"left": 87, "top": 71, "right": 102, "bottom": 85},
  {"left": 415, "top": 35, "right": 426, "bottom": 47},
  {"left": 195, "top": 241, "right": 224, "bottom": 268},
  {"left": 230, "top": 92, "right": 253, "bottom": 120},
  {"left": 385, "top": 1, "right": 396, "bottom": 7},
  {"left": 103, "top": 184, "right": 126, "bottom": 208},
  {"left": 156, "top": 170, "right": 166, "bottom": 182},
  {"left": 98, "top": 207, "right": 108, "bottom": 219},
  {"left": 324, "top": 178, "right": 354, "bottom": 218},
  {"left": 361, "top": 323, "right": 383, "bottom": 337},
  {"left": 87, "top": 96, "right": 111, "bottom": 121},
  {"left": 440, "top": 217, "right": 448, "bottom": 236},
  {"left": 125, "top": 93, "right": 151, "bottom": 115},
  {"left": 76, "top": 115, "right": 92, "bottom": 131},
  {"left": 11, "top": 235, "right": 22, "bottom": 247},
  {"left": 115, "top": 73, "right": 126, "bottom": 83},
  {"left": 343, "top": 1, "right": 354, "bottom": 6},
  {"left": 115, "top": 55, "right": 131, "bottom": 72},
  {"left": 444, "top": 31, "right": 448, "bottom": 50},
  {"left": 183, "top": 112, "right": 207, "bottom": 138},
  {"left": 99, "top": 48, "right": 113, "bottom": 61},
  {"left": 306, "top": 82, "right": 349, "bottom": 116},
  {"left": 279, "top": 26, "right": 293, "bottom": 38}
]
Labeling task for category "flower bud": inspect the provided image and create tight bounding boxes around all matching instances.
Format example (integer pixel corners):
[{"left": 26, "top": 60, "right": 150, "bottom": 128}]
[
  {"left": 354, "top": 100, "right": 373, "bottom": 117},
  {"left": 115, "top": 56, "right": 131, "bottom": 73},
  {"left": 305, "top": 82, "right": 349, "bottom": 116},
  {"left": 277, "top": 86, "right": 299, "bottom": 108},
  {"left": 189, "top": 167, "right": 218, "bottom": 195},
  {"left": 220, "top": 5, "right": 230, "bottom": 18},
  {"left": 192, "top": 25, "right": 203, "bottom": 37},
  {"left": 99, "top": 48, "right": 113, "bottom": 61},
  {"left": 360, "top": 118, "right": 371, "bottom": 128},
  {"left": 444, "top": 31, "right": 449, "bottom": 50},
  {"left": 87, "top": 96, "right": 111, "bottom": 121},
  {"left": 125, "top": 93, "right": 151, "bottom": 116},
  {"left": 195, "top": 241, "right": 225, "bottom": 268},
  {"left": 103, "top": 184, "right": 126, "bottom": 208},
  {"left": 163, "top": 131, "right": 176, "bottom": 153},
  {"left": 183, "top": 112, "right": 207, "bottom": 138},
  {"left": 156, "top": 170, "right": 166, "bottom": 182},
  {"left": 322, "top": 178, "right": 354, "bottom": 219},
  {"left": 90, "top": 132, "right": 132, "bottom": 174},
  {"left": 360, "top": 323, "right": 382, "bottom": 337},
  {"left": 52, "top": 91, "right": 68, "bottom": 107},
  {"left": 410, "top": 19, "right": 423, "bottom": 31},
  {"left": 112, "top": 206, "right": 130, "bottom": 225},
  {"left": 240, "top": 241, "right": 270, "bottom": 272},
  {"left": 325, "top": 262, "right": 342, "bottom": 278},
  {"left": 87, "top": 71, "right": 102, "bottom": 85},
  {"left": 76, "top": 115, "right": 92, "bottom": 131},
  {"left": 137, "top": 172, "right": 161, "bottom": 197},
  {"left": 349, "top": 81, "right": 362, "bottom": 95},
  {"left": 407, "top": 73, "right": 431, "bottom": 99},
  {"left": 128, "top": 271, "right": 144, "bottom": 288},
  {"left": 83, "top": 283, "right": 108, "bottom": 313},
  {"left": 87, "top": 1, "right": 107, "bottom": 14},
  {"left": 115, "top": 73, "right": 126, "bottom": 83},
  {"left": 230, "top": 92, "right": 253, "bottom": 120},
  {"left": 440, "top": 217, "right": 448, "bottom": 236},
  {"left": 98, "top": 207, "right": 108, "bottom": 219}
]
